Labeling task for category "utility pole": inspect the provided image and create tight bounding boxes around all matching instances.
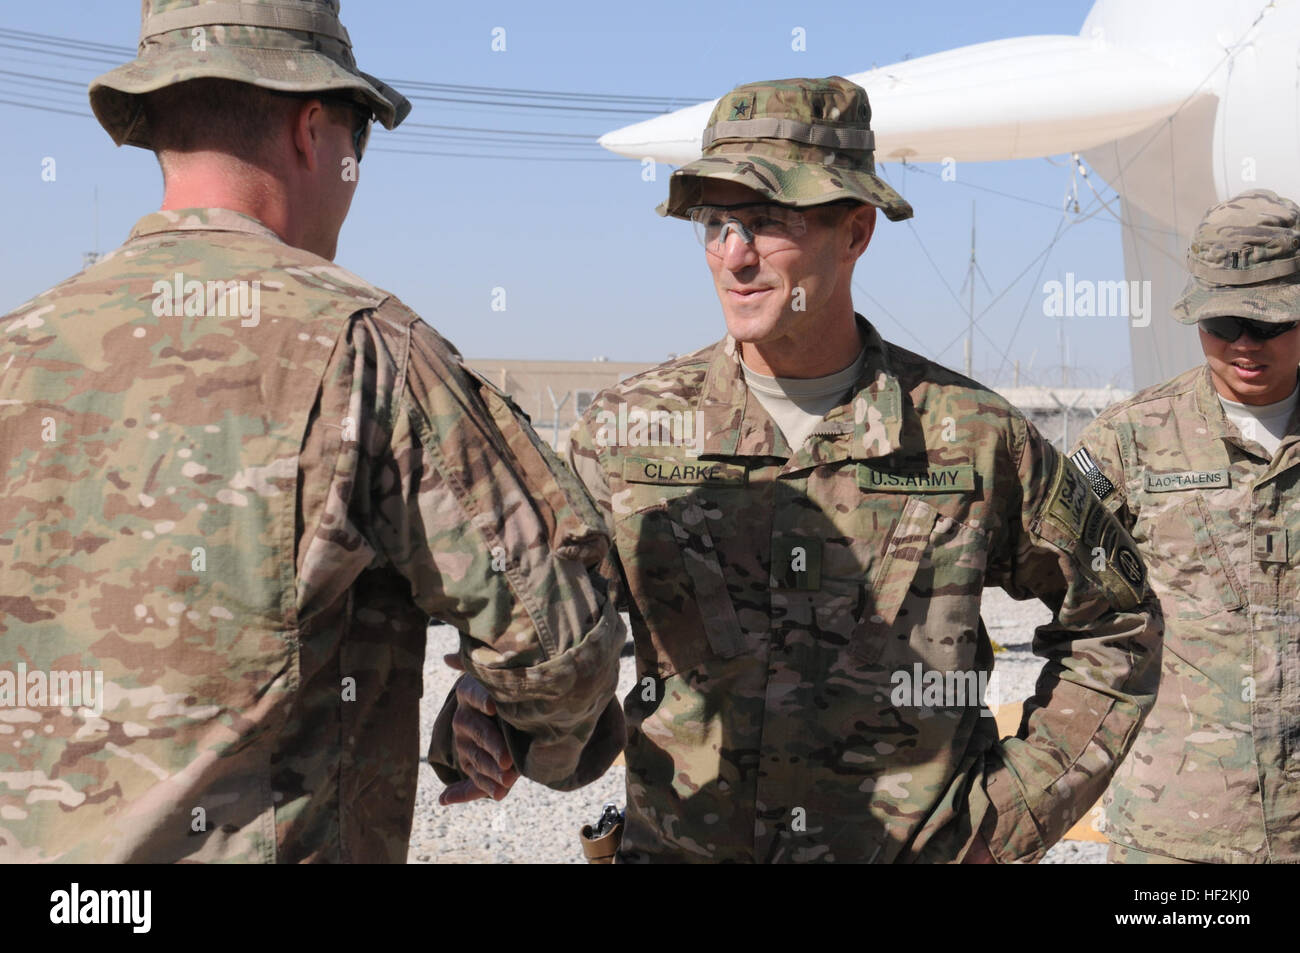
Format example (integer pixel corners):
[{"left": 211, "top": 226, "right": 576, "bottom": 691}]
[
  {"left": 958, "top": 202, "right": 985, "bottom": 380},
  {"left": 965, "top": 202, "right": 975, "bottom": 377}
]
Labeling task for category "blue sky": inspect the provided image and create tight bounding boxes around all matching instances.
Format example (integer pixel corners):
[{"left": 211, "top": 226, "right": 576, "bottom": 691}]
[{"left": 0, "top": 0, "right": 1140, "bottom": 387}]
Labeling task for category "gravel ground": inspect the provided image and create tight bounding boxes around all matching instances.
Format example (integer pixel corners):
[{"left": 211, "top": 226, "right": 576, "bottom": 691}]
[{"left": 408, "top": 590, "right": 1106, "bottom": 864}]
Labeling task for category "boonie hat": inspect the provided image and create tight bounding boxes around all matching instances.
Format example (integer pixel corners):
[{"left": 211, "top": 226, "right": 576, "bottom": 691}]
[
  {"left": 90, "top": 0, "right": 411, "bottom": 149},
  {"left": 658, "top": 75, "right": 912, "bottom": 222},
  {"left": 1172, "top": 189, "right": 1300, "bottom": 324}
]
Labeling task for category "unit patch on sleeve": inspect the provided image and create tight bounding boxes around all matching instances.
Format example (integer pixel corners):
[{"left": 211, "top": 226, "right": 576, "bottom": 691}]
[{"left": 1070, "top": 446, "right": 1116, "bottom": 502}]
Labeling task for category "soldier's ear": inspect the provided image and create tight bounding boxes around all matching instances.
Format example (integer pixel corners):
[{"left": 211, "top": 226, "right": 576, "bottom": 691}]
[
  {"left": 847, "top": 202, "right": 876, "bottom": 260},
  {"left": 289, "top": 98, "right": 328, "bottom": 173}
]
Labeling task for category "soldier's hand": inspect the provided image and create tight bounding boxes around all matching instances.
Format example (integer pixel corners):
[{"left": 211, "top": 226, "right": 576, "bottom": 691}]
[{"left": 437, "top": 654, "right": 521, "bottom": 806}]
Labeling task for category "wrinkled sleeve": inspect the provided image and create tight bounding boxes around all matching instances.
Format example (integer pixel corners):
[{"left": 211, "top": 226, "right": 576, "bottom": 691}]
[
  {"left": 371, "top": 318, "right": 624, "bottom": 791},
  {"left": 979, "top": 415, "right": 1161, "bottom": 862}
]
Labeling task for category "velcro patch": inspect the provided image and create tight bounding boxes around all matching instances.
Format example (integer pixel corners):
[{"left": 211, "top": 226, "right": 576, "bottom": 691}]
[
  {"left": 1044, "top": 455, "right": 1145, "bottom": 607},
  {"left": 622, "top": 456, "right": 747, "bottom": 486},
  {"left": 1045, "top": 458, "right": 1092, "bottom": 536},
  {"left": 1070, "top": 447, "right": 1115, "bottom": 501},
  {"left": 1144, "top": 469, "right": 1230, "bottom": 492},
  {"left": 1254, "top": 526, "right": 1288, "bottom": 564},
  {"left": 859, "top": 463, "right": 975, "bottom": 494}
]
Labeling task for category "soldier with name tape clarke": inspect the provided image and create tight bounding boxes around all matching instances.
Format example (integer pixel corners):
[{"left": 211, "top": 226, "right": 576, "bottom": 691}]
[
  {"left": 454, "top": 76, "right": 1163, "bottom": 863},
  {"left": 0, "top": 0, "right": 623, "bottom": 862},
  {"left": 1073, "top": 189, "right": 1300, "bottom": 864}
]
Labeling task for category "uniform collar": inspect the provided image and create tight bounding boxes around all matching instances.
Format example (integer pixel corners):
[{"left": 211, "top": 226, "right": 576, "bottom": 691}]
[
  {"left": 697, "top": 313, "right": 902, "bottom": 461},
  {"left": 1194, "top": 363, "right": 1238, "bottom": 444},
  {"left": 129, "top": 208, "right": 284, "bottom": 243},
  {"left": 1194, "top": 362, "right": 1300, "bottom": 462}
]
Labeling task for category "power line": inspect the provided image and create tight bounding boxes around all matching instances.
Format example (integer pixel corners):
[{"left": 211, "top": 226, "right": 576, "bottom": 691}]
[
  {"left": 402, "top": 92, "right": 671, "bottom": 116},
  {"left": 0, "top": 67, "right": 86, "bottom": 88},
  {"left": 0, "top": 53, "right": 104, "bottom": 77},
  {"left": 0, "top": 40, "right": 123, "bottom": 66},
  {"left": 403, "top": 121, "right": 594, "bottom": 140},
  {"left": 852, "top": 280, "right": 934, "bottom": 358},
  {"left": 895, "top": 161, "right": 1066, "bottom": 213},
  {"left": 0, "top": 29, "right": 703, "bottom": 115},
  {"left": 0, "top": 96, "right": 618, "bottom": 163},
  {"left": 0, "top": 88, "right": 85, "bottom": 110},
  {"left": 388, "top": 132, "right": 603, "bottom": 149},
  {"left": 369, "top": 146, "right": 621, "bottom": 162},
  {"left": 0, "top": 27, "right": 133, "bottom": 57},
  {"left": 0, "top": 97, "right": 89, "bottom": 119},
  {"left": 383, "top": 77, "right": 704, "bottom": 107}
]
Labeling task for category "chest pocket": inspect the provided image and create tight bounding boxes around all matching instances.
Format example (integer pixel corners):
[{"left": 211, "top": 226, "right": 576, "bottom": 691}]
[
  {"left": 615, "top": 490, "right": 746, "bottom": 678},
  {"left": 852, "top": 496, "right": 988, "bottom": 669},
  {"left": 1144, "top": 494, "right": 1245, "bottom": 621}
]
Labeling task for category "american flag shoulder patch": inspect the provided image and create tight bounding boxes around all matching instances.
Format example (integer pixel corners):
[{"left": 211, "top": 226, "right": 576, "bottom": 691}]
[{"left": 1070, "top": 446, "right": 1116, "bottom": 501}]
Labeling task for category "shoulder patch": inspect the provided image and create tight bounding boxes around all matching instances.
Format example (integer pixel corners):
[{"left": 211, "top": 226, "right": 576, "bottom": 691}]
[
  {"left": 1070, "top": 447, "right": 1116, "bottom": 501},
  {"left": 1045, "top": 454, "right": 1144, "bottom": 609}
]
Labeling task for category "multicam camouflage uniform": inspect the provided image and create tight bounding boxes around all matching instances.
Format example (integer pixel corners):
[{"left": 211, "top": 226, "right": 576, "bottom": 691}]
[
  {"left": 570, "top": 320, "right": 1160, "bottom": 864},
  {"left": 0, "top": 2, "right": 622, "bottom": 863},
  {"left": 1074, "top": 189, "right": 1300, "bottom": 863},
  {"left": 568, "top": 77, "right": 1162, "bottom": 863}
]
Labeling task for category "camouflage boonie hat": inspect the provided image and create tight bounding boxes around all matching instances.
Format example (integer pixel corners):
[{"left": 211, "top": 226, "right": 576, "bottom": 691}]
[
  {"left": 1172, "top": 189, "right": 1300, "bottom": 324},
  {"left": 657, "top": 75, "right": 912, "bottom": 222},
  {"left": 90, "top": 0, "right": 411, "bottom": 149}
]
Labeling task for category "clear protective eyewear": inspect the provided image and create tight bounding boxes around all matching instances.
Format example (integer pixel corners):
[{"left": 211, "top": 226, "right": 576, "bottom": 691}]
[{"left": 687, "top": 202, "right": 810, "bottom": 255}]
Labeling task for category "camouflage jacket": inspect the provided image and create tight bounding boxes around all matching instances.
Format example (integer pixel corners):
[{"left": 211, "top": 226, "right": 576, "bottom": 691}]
[
  {"left": 0, "top": 208, "right": 623, "bottom": 863},
  {"left": 568, "top": 316, "right": 1160, "bottom": 863},
  {"left": 1074, "top": 364, "right": 1300, "bottom": 863}
]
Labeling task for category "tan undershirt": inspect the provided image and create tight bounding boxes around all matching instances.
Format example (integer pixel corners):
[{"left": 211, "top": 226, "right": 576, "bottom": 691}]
[
  {"left": 741, "top": 347, "right": 867, "bottom": 452},
  {"left": 1219, "top": 385, "right": 1299, "bottom": 457}
]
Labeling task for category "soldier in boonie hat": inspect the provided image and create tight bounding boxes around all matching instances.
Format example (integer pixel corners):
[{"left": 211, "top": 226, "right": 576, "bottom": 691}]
[
  {"left": 539, "top": 74, "right": 1162, "bottom": 865},
  {"left": 1172, "top": 188, "right": 1300, "bottom": 325},
  {"left": 1072, "top": 189, "right": 1300, "bottom": 864},
  {"left": 657, "top": 75, "right": 912, "bottom": 221},
  {"left": 90, "top": 0, "right": 410, "bottom": 149},
  {"left": 0, "top": 0, "right": 630, "bottom": 863}
]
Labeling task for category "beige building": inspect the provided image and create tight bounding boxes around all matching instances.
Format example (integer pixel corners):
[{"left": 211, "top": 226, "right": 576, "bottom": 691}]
[{"left": 467, "top": 358, "right": 1129, "bottom": 456}]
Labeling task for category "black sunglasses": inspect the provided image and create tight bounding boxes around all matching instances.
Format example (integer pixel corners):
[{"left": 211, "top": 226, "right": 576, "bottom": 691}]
[
  {"left": 1199, "top": 316, "right": 1300, "bottom": 342},
  {"left": 323, "top": 96, "right": 372, "bottom": 163}
]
